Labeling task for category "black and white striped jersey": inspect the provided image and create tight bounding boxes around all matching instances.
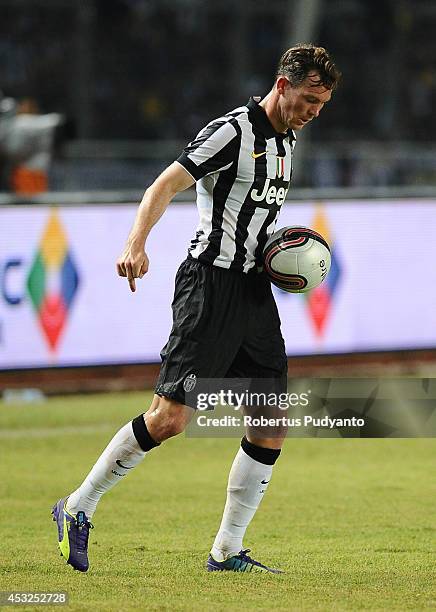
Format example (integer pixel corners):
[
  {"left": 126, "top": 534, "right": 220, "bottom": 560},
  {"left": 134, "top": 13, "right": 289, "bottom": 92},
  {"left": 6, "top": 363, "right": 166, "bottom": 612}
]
[{"left": 176, "top": 97, "right": 296, "bottom": 273}]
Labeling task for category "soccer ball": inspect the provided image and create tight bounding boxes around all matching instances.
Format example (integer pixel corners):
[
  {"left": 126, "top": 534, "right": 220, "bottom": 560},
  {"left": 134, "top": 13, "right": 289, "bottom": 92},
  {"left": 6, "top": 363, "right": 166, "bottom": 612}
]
[{"left": 263, "top": 226, "right": 331, "bottom": 293}]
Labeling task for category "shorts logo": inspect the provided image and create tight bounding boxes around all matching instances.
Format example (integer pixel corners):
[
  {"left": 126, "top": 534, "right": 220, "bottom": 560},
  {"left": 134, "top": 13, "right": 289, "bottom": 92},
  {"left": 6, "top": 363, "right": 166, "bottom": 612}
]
[{"left": 183, "top": 373, "right": 197, "bottom": 392}]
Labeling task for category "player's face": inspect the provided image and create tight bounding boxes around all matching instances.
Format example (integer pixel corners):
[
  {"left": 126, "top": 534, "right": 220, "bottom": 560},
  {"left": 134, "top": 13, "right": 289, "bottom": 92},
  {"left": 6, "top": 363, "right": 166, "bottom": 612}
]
[{"left": 277, "top": 71, "right": 332, "bottom": 131}]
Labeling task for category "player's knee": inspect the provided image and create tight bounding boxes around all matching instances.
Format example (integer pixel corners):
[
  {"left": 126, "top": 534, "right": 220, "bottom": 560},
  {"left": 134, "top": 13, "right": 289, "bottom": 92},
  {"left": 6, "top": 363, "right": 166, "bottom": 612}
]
[{"left": 146, "top": 396, "right": 192, "bottom": 441}]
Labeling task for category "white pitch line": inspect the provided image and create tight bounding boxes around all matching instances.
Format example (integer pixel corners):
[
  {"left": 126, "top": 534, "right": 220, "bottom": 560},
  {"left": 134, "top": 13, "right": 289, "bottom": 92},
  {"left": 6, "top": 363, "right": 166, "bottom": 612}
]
[{"left": 0, "top": 423, "right": 115, "bottom": 439}]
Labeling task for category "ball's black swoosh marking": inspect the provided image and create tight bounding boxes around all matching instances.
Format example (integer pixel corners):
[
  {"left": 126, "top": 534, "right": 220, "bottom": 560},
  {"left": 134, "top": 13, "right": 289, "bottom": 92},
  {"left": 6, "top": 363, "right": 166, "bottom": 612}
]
[
  {"left": 261, "top": 479, "right": 270, "bottom": 484},
  {"left": 116, "top": 459, "right": 134, "bottom": 469}
]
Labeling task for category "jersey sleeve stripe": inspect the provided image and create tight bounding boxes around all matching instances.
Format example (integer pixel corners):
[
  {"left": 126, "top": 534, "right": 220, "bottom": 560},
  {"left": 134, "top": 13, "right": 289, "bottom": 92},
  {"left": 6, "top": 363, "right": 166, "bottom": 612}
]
[
  {"left": 176, "top": 155, "right": 203, "bottom": 181},
  {"left": 185, "top": 120, "right": 228, "bottom": 154},
  {"left": 174, "top": 159, "right": 196, "bottom": 181},
  {"left": 177, "top": 119, "right": 240, "bottom": 181}
]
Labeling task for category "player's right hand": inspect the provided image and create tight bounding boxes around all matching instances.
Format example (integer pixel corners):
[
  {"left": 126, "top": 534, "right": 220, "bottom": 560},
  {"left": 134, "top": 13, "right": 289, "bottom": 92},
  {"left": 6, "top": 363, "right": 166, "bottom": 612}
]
[{"left": 116, "top": 246, "right": 149, "bottom": 293}]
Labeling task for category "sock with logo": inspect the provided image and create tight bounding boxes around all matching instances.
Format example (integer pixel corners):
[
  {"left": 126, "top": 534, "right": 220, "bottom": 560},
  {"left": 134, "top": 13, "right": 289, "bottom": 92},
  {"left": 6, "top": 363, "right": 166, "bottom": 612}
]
[
  {"left": 66, "top": 415, "right": 159, "bottom": 518},
  {"left": 210, "top": 436, "right": 281, "bottom": 561}
]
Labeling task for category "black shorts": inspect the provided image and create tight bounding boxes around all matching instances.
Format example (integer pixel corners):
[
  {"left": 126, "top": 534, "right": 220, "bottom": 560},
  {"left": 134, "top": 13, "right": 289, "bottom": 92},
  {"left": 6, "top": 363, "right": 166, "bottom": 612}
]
[{"left": 155, "top": 257, "right": 287, "bottom": 409}]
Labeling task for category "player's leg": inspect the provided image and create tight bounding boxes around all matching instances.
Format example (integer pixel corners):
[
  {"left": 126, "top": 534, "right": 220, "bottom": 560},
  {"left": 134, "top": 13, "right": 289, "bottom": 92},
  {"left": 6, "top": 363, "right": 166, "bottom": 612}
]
[
  {"left": 208, "top": 272, "right": 288, "bottom": 573},
  {"left": 52, "top": 257, "right": 241, "bottom": 572},
  {"left": 52, "top": 395, "right": 193, "bottom": 572},
  {"left": 208, "top": 429, "right": 287, "bottom": 573},
  {"left": 65, "top": 395, "right": 193, "bottom": 517}
]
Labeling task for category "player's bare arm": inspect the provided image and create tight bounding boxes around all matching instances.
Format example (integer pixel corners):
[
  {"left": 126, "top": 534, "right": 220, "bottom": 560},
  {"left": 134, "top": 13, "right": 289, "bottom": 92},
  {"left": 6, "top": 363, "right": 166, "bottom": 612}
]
[{"left": 117, "top": 161, "right": 194, "bottom": 292}]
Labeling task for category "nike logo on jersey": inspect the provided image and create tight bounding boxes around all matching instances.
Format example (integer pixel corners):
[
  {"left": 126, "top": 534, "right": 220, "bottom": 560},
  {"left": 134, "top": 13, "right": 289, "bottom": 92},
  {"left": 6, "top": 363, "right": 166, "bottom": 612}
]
[
  {"left": 116, "top": 459, "right": 134, "bottom": 470},
  {"left": 251, "top": 151, "right": 267, "bottom": 159}
]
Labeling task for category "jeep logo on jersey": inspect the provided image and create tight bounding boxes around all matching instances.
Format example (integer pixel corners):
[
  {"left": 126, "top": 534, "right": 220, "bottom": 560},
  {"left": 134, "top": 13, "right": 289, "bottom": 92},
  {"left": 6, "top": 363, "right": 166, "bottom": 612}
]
[{"left": 250, "top": 178, "right": 289, "bottom": 207}]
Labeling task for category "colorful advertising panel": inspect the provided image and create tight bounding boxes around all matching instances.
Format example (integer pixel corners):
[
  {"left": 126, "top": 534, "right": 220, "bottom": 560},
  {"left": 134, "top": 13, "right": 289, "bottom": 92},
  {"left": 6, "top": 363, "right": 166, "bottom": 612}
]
[{"left": 1, "top": 200, "right": 436, "bottom": 368}]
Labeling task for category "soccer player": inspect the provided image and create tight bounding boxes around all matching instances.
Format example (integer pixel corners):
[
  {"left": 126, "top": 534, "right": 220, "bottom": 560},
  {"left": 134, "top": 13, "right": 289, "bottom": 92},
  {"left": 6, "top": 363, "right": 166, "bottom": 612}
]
[{"left": 52, "top": 44, "right": 340, "bottom": 573}]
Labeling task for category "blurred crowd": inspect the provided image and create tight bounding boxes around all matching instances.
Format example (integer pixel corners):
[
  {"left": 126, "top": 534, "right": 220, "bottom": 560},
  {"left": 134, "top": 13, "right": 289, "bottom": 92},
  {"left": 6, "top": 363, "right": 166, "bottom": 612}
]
[{"left": 1, "top": 0, "right": 435, "bottom": 191}]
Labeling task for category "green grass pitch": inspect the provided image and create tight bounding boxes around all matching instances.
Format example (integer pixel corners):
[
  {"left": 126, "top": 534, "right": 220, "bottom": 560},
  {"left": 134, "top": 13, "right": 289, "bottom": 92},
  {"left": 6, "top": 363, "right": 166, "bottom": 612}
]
[{"left": 0, "top": 392, "right": 435, "bottom": 611}]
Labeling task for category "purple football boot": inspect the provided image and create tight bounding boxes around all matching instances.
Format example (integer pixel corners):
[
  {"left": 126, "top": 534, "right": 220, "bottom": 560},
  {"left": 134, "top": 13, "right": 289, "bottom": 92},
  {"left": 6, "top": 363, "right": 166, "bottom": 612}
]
[{"left": 52, "top": 497, "right": 94, "bottom": 572}]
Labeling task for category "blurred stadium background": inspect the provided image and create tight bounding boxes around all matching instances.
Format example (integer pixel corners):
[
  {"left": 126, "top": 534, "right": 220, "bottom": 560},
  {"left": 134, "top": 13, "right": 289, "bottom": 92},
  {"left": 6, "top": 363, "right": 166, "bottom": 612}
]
[{"left": 1, "top": 0, "right": 436, "bottom": 392}]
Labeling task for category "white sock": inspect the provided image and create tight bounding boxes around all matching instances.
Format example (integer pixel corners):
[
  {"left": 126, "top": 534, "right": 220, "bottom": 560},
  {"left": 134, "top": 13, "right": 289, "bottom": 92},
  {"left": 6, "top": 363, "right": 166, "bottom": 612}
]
[
  {"left": 210, "top": 446, "right": 274, "bottom": 561},
  {"left": 66, "top": 422, "right": 146, "bottom": 518}
]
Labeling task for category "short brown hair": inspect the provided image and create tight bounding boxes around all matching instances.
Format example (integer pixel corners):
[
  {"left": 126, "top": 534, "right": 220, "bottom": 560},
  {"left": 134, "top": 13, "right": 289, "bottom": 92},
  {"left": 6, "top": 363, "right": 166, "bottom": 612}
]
[{"left": 276, "top": 44, "right": 341, "bottom": 90}]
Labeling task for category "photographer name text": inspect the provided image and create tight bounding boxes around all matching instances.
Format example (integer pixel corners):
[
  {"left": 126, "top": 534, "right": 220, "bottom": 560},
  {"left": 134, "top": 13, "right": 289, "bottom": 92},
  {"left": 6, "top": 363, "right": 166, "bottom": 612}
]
[{"left": 195, "top": 415, "right": 365, "bottom": 429}]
